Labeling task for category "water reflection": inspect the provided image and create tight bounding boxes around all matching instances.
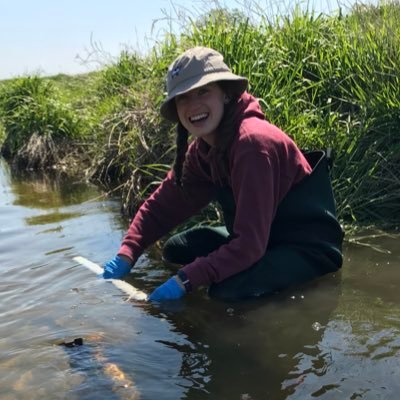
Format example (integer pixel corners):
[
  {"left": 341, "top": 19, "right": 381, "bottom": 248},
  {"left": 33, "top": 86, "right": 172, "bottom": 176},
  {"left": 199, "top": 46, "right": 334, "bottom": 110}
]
[
  {"left": 145, "top": 273, "right": 342, "bottom": 400},
  {"left": 26, "top": 211, "right": 83, "bottom": 225},
  {"left": 8, "top": 166, "right": 99, "bottom": 209}
]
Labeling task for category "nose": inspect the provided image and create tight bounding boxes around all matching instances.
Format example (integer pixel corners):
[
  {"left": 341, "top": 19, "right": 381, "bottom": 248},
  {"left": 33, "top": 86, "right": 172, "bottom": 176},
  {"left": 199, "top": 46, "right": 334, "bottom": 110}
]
[{"left": 179, "top": 98, "right": 200, "bottom": 116}]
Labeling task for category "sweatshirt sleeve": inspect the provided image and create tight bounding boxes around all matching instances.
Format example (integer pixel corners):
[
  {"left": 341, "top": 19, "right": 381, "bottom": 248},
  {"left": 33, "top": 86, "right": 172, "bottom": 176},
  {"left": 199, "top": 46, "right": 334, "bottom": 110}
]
[{"left": 118, "top": 152, "right": 216, "bottom": 264}]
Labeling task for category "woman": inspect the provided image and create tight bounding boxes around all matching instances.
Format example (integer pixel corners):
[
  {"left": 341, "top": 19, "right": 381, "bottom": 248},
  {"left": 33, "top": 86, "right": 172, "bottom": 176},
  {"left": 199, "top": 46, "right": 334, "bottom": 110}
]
[{"left": 103, "top": 47, "right": 344, "bottom": 302}]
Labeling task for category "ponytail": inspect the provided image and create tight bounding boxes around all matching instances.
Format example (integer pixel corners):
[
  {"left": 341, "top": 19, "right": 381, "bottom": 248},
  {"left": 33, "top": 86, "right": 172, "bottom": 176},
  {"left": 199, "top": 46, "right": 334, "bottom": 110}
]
[{"left": 173, "top": 122, "right": 188, "bottom": 187}]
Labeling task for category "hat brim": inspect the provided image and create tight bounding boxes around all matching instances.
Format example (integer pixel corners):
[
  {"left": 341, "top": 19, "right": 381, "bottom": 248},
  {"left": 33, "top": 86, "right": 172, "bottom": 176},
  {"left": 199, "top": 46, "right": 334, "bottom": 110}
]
[{"left": 160, "top": 71, "right": 248, "bottom": 122}]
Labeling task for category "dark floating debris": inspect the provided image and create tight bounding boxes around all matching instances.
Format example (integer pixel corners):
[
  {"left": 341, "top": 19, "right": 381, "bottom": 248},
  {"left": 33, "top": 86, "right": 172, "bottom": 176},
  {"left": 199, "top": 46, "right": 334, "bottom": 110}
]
[{"left": 58, "top": 338, "right": 83, "bottom": 347}]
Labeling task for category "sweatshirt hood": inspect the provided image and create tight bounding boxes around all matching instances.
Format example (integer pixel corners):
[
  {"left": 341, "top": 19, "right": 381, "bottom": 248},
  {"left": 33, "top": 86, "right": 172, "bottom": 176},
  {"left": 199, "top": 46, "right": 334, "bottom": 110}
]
[
  {"left": 194, "top": 92, "right": 266, "bottom": 184},
  {"left": 197, "top": 91, "right": 265, "bottom": 154},
  {"left": 234, "top": 91, "right": 266, "bottom": 124}
]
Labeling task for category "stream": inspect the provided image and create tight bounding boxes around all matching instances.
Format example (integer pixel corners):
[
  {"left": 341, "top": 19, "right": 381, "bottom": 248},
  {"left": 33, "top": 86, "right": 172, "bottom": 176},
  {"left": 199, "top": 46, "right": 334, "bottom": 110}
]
[{"left": 1, "top": 157, "right": 399, "bottom": 400}]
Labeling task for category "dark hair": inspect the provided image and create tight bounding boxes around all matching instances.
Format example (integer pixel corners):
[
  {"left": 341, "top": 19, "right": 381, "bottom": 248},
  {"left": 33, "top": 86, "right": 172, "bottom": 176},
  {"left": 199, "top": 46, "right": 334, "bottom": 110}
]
[
  {"left": 173, "top": 122, "right": 189, "bottom": 187},
  {"left": 173, "top": 81, "right": 241, "bottom": 188}
]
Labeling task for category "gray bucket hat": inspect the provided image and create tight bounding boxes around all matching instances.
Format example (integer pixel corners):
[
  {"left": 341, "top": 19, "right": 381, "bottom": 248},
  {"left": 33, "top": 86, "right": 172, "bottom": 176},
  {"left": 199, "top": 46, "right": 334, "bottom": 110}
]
[{"left": 160, "top": 47, "right": 248, "bottom": 121}]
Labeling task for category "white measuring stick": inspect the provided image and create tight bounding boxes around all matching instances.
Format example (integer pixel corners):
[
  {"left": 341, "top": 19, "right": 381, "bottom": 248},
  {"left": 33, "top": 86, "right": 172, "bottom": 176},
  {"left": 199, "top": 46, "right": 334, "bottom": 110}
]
[{"left": 73, "top": 256, "right": 148, "bottom": 301}]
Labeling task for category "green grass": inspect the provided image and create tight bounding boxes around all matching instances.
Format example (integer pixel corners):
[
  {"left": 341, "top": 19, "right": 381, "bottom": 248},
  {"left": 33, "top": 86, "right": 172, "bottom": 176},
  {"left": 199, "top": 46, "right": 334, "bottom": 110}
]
[
  {"left": 0, "top": 1, "right": 399, "bottom": 227},
  {"left": 177, "top": 2, "right": 400, "bottom": 225},
  {"left": 0, "top": 76, "right": 82, "bottom": 155},
  {"left": 0, "top": 122, "right": 5, "bottom": 145}
]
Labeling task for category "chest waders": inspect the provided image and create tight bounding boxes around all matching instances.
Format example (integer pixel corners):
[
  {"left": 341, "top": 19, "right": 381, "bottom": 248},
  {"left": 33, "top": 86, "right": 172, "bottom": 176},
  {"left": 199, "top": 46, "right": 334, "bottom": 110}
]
[{"left": 163, "top": 151, "right": 344, "bottom": 301}]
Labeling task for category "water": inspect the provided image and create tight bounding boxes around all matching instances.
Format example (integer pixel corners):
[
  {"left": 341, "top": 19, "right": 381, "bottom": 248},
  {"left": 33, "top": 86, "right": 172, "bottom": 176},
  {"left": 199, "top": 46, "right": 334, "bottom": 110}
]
[{"left": 1, "top": 157, "right": 399, "bottom": 400}]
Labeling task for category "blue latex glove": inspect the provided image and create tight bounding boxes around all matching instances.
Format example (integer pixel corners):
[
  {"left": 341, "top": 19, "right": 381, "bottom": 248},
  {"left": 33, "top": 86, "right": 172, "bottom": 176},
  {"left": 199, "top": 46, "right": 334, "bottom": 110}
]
[
  {"left": 103, "top": 255, "right": 132, "bottom": 279},
  {"left": 148, "top": 276, "right": 186, "bottom": 302}
]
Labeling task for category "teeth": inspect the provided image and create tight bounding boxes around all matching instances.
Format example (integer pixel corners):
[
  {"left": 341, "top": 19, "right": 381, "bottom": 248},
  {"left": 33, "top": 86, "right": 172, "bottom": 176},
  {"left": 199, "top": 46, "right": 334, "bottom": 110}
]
[{"left": 189, "top": 113, "right": 208, "bottom": 122}]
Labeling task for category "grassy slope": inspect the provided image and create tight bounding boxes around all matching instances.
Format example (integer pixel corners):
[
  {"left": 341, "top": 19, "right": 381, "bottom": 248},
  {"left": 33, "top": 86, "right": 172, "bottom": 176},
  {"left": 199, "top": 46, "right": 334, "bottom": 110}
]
[{"left": 0, "top": 2, "right": 399, "bottom": 227}]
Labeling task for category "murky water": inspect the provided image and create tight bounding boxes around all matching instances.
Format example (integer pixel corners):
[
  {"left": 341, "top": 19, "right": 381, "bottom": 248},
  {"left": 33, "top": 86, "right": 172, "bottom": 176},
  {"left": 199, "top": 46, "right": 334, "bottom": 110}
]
[{"left": 1, "top": 157, "right": 399, "bottom": 400}]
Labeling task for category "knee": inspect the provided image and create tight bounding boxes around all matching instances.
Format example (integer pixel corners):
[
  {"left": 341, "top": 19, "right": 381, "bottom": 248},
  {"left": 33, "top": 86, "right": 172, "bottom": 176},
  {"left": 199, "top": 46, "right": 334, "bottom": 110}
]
[
  {"left": 162, "top": 235, "right": 198, "bottom": 265},
  {"left": 162, "top": 239, "right": 180, "bottom": 263},
  {"left": 316, "top": 246, "right": 343, "bottom": 273}
]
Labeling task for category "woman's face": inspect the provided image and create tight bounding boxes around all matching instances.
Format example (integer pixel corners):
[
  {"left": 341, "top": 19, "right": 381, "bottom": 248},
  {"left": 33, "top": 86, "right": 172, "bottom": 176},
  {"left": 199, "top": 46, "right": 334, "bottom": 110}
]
[{"left": 175, "top": 82, "right": 226, "bottom": 145}]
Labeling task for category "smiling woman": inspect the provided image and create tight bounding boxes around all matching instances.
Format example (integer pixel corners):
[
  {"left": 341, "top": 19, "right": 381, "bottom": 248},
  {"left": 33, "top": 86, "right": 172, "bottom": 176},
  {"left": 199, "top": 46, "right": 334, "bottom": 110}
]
[{"left": 102, "top": 46, "right": 344, "bottom": 303}]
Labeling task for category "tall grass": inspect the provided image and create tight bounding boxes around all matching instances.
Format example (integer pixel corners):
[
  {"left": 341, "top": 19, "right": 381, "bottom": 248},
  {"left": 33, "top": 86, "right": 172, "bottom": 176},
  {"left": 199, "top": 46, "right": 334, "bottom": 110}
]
[
  {"left": 89, "top": 87, "right": 175, "bottom": 215},
  {"left": 0, "top": 122, "right": 5, "bottom": 145},
  {"left": 0, "top": 76, "right": 84, "bottom": 169},
  {"left": 0, "top": 1, "right": 399, "bottom": 227},
  {"left": 175, "top": 3, "right": 400, "bottom": 225}
]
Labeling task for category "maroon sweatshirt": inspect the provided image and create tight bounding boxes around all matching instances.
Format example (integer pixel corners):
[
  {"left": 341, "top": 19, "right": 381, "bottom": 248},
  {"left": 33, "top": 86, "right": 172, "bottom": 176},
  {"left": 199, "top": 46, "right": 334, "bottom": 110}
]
[{"left": 118, "top": 93, "right": 312, "bottom": 289}]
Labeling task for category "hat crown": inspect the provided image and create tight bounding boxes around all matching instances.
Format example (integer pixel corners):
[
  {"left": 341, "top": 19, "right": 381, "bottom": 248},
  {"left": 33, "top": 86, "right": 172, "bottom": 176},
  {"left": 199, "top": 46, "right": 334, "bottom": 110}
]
[
  {"left": 160, "top": 46, "right": 248, "bottom": 121},
  {"left": 166, "top": 47, "right": 230, "bottom": 94}
]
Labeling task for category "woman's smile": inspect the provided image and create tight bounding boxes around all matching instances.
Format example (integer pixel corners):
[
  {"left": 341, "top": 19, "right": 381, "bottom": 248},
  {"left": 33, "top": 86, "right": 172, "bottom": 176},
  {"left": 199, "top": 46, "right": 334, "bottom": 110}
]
[{"left": 189, "top": 112, "right": 209, "bottom": 124}]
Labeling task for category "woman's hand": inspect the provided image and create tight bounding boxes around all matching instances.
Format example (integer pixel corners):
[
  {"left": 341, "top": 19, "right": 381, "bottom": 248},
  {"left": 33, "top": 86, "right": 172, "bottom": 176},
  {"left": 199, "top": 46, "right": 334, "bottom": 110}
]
[
  {"left": 103, "top": 255, "right": 132, "bottom": 279},
  {"left": 148, "top": 276, "right": 186, "bottom": 302}
]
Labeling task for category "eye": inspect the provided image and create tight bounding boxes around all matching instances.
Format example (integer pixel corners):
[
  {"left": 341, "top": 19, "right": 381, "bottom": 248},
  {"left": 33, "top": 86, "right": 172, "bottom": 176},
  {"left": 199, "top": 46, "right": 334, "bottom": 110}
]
[
  {"left": 198, "top": 87, "right": 209, "bottom": 96},
  {"left": 175, "top": 94, "right": 188, "bottom": 104}
]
